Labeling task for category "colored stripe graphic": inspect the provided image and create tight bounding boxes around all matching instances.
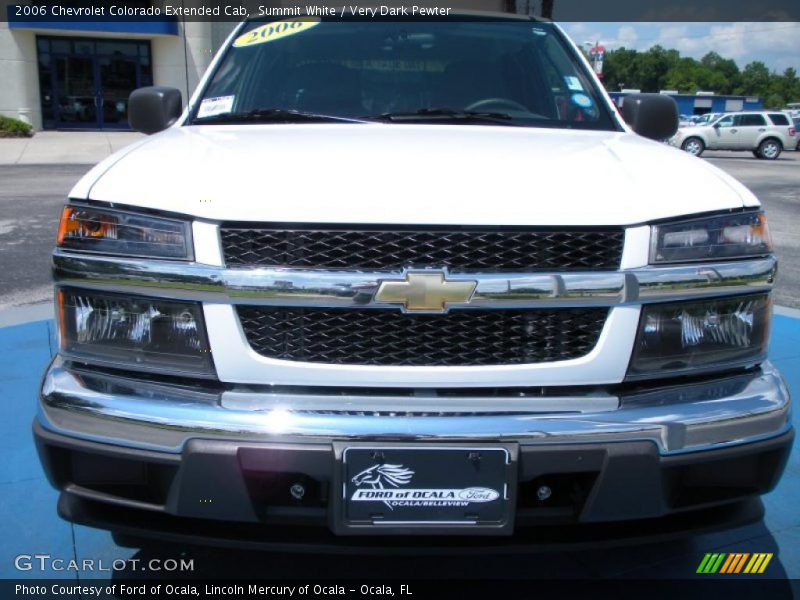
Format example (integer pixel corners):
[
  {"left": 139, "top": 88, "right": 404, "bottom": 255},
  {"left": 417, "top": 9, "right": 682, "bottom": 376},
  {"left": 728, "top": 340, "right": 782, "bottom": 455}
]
[
  {"left": 744, "top": 553, "right": 774, "bottom": 574},
  {"left": 720, "top": 553, "right": 749, "bottom": 574},
  {"left": 734, "top": 553, "right": 750, "bottom": 573},
  {"left": 759, "top": 554, "right": 773, "bottom": 573},
  {"left": 719, "top": 554, "right": 735, "bottom": 573},
  {"left": 698, "top": 552, "right": 774, "bottom": 574},
  {"left": 697, "top": 553, "right": 726, "bottom": 574},
  {"left": 696, "top": 554, "right": 713, "bottom": 573}
]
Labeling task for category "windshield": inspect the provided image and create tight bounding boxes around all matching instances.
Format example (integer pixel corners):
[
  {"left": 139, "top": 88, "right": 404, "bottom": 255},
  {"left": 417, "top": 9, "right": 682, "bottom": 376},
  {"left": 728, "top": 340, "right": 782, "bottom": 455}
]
[{"left": 193, "top": 18, "right": 617, "bottom": 130}]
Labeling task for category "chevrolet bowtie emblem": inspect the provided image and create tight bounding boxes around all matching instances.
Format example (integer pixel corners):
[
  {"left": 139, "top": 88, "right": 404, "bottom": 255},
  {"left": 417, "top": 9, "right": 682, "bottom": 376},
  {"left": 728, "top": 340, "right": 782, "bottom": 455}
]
[{"left": 374, "top": 271, "right": 477, "bottom": 313}]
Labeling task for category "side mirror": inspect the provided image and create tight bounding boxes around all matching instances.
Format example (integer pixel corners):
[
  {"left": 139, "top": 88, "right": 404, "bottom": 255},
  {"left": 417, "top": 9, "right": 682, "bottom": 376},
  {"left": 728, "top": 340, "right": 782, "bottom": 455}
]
[
  {"left": 713, "top": 122, "right": 721, "bottom": 128},
  {"left": 620, "top": 93, "right": 678, "bottom": 140},
  {"left": 129, "top": 86, "right": 182, "bottom": 135}
]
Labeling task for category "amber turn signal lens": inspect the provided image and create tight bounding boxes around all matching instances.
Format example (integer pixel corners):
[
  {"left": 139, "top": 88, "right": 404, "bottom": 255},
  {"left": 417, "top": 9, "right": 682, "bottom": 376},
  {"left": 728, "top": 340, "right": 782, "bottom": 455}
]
[
  {"left": 56, "top": 206, "right": 75, "bottom": 246},
  {"left": 57, "top": 206, "right": 117, "bottom": 246},
  {"left": 55, "top": 204, "right": 191, "bottom": 260},
  {"left": 56, "top": 288, "right": 66, "bottom": 351}
]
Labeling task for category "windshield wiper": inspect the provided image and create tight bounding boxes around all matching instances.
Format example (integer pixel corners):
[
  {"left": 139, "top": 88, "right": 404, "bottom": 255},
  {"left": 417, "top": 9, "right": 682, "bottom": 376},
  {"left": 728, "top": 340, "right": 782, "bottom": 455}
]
[
  {"left": 365, "top": 108, "right": 519, "bottom": 126},
  {"left": 192, "top": 108, "right": 369, "bottom": 125}
]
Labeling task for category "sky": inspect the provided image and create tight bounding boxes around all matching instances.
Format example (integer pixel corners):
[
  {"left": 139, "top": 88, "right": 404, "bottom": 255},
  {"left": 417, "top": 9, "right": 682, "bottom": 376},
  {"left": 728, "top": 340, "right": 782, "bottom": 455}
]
[{"left": 559, "top": 23, "right": 800, "bottom": 73}]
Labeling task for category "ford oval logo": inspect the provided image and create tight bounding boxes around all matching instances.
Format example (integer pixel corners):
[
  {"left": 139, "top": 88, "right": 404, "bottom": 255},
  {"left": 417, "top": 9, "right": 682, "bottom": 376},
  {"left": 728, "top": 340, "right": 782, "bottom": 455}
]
[{"left": 457, "top": 487, "right": 500, "bottom": 502}]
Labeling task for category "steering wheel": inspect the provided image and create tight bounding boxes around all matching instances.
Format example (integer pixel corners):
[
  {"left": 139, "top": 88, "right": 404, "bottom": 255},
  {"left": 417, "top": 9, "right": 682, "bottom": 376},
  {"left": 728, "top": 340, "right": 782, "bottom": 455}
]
[{"left": 464, "top": 98, "right": 529, "bottom": 113}]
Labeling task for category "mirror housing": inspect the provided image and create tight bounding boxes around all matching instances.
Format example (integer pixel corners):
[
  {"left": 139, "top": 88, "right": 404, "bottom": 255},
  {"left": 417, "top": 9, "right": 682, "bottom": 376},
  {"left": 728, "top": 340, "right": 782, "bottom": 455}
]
[
  {"left": 129, "top": 86, "right": 183, "bottom": 135},
  {"left": 620, "top": 93, "right": 679, "bottom": 140}
]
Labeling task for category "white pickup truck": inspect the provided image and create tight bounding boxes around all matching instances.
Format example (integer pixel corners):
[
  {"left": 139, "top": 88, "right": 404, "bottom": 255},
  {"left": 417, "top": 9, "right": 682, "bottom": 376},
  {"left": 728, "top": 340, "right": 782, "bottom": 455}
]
[{"left": 36, "top": 15, "right": 792, "bottom": 546}]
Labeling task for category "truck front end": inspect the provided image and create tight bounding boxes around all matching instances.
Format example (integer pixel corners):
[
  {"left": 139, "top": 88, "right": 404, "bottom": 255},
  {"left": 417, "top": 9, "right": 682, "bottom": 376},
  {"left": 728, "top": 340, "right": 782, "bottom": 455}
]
[{"left": 35, "top": 16, "right": 792, "bottom": 546}]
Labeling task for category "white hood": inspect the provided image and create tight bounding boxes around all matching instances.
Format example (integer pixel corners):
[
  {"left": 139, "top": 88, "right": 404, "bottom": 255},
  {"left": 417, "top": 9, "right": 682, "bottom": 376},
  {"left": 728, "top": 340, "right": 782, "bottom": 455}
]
[{"left": 73, "top": 124, "right": 758, "bottom": 226}]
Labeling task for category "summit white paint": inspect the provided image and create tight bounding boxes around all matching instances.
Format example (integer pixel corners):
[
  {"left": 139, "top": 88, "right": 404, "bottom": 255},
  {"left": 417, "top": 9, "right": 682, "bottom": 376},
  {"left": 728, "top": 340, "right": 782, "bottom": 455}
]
[{"left": 71, "top": 123, "right": 758, "bottom": 226}]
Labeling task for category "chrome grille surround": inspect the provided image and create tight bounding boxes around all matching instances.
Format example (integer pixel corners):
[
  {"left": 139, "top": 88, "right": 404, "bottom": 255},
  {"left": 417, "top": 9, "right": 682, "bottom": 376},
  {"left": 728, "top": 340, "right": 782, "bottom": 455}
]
[{"left": 51, "top": 252, "right": 778, "bottom": 309}]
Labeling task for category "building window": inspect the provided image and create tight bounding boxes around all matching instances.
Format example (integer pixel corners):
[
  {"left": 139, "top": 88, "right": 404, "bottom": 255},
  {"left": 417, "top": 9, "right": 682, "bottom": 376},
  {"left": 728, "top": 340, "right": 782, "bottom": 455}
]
[{"left": 36, "top": 36, "right": 153, "bottom": 130}]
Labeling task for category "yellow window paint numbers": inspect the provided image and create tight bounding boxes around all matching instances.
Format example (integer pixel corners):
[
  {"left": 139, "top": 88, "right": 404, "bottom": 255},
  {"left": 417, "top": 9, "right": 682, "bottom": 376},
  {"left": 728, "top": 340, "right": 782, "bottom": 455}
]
[{"left": 233, "top": 18, "right": 321, "bottom": 48}]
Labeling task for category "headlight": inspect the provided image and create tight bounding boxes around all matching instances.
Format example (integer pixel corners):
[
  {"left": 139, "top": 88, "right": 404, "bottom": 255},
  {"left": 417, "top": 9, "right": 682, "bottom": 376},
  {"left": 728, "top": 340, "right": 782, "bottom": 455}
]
[
  {"left": 57, "top": 288, "right": 214, "bottom": 378},
  {"left": 650, "top": 211, "right": 771, "bottom": 264},
  {"left": 57, "top": 204, "right": 192, "bottom": 260},
  {"left": 627, "top": 294, "right": 770, "bottom": 380}
]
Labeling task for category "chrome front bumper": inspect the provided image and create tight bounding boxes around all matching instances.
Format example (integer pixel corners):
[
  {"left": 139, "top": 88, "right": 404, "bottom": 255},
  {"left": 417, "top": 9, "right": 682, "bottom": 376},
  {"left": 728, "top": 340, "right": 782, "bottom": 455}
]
[{"left": 38, "top": 357, "right": 791, "bottom": 456}]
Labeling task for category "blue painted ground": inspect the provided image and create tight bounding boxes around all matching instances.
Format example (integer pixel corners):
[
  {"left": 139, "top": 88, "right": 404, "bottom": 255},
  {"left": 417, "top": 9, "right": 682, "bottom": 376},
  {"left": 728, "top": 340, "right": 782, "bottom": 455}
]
[{"left": 1, "top": 316, "right": 798, "bottom": 580}]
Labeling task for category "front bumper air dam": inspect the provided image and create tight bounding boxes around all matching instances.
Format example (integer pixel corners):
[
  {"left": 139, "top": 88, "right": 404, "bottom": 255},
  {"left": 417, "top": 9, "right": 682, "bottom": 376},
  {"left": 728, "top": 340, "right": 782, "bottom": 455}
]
[{"left": 35, "top": 358, "right": 793, "bottom": 546}]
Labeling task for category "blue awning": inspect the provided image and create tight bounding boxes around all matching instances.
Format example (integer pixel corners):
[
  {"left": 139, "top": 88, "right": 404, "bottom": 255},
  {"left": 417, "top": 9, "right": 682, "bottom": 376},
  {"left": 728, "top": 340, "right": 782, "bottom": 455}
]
[{"left": 7, "top": 5, "right": 179, "bottom": 36}]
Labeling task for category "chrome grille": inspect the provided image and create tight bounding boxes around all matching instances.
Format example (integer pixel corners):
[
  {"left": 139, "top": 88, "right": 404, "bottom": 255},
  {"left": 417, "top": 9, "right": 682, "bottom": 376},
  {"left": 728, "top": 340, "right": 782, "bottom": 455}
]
[
  {"left": 220, "top": 226, "right": 624, "bottom": 271},
  {"left": 237, "top": 307, "right": 608, "bottom": 367}
]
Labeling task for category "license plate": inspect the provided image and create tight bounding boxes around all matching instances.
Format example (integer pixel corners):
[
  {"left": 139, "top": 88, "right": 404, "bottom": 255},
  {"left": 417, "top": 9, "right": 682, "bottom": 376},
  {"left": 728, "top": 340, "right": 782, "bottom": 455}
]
[{"left": 332, "top": 444, "right": 517, "bottom": 535}]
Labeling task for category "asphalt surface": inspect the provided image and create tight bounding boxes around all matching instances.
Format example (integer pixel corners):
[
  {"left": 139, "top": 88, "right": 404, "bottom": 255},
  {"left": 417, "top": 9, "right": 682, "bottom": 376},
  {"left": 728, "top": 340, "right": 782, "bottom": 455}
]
[
  {"left": 0, "top": 164, "right": 88, "bottom": 309},
  {"left": 702, "top": 151, "right": 800, "bottom": 308},
  {"left": 0, "top": 151, "right": 799, "bottom": 308}
]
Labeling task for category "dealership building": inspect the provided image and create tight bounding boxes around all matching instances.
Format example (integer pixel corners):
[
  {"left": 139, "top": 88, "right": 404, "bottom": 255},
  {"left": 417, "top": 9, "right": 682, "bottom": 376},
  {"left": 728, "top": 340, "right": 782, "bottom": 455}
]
[
  {"left": 2, "top": 0, "right": 511, "bottom": 131},
  {"left": 608, "top": 90, "right": 763, "bottom": 116},
  {"left": 0, "top": 9, "right": 238, "bottom": 130}
]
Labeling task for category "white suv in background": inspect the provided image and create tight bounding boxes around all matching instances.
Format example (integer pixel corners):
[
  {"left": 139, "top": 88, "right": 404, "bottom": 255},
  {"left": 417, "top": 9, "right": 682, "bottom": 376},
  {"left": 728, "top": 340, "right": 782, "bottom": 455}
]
[{"left": 673, "top": 111, "right": 796, "bottom": 159}]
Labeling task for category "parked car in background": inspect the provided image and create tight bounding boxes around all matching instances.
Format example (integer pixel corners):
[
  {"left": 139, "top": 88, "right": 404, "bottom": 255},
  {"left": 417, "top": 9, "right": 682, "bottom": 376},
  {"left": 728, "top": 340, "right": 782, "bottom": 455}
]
[
  {"left": 694, "top": 112, "right": 723, "bottom": 127},
  {"left": 672, "top": 111, "right": 796, "bottom": 159},
  {"left": 794, "top": 116, "right": 800, "bottom": 150}
]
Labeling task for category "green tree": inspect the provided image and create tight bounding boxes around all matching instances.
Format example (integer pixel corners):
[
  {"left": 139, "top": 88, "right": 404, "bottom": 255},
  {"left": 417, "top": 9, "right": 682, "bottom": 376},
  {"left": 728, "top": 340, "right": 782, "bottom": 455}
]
[
  {"left": 664, "top": 57, "right": 703, "bottom": 93},
  {"left": 776, "top": 67, "right": 800, "bottom": 103},
  {"left": 635, "top": 45, "right": 681, "bottom": 92},
  {"left": 699, "top": 52, "right": 740, "bottom": 94},
  {"left": 601, "top": 43, "right": 797, "bottom": 107},
  {"left": 736, "top": 61, "right": 771, "bottom": 96},
  {"left": 602, "top": 48, "right": 639, "bottom": 91}
]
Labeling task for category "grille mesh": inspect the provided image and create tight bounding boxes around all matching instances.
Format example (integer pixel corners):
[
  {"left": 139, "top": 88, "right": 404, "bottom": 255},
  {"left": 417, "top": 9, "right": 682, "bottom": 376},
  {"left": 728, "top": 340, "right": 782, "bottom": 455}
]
[
  {"left": 237, "top": 307, "right": 608, "bottom": 367},
  {"left": 220, "top": 227, "right": 624, "bottom": 271}
]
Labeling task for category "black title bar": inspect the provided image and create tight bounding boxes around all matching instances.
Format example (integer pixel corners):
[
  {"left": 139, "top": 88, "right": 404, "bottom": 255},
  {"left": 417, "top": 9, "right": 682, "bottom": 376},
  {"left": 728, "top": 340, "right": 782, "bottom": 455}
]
[
  {"left": 3, "top": 0, "right": 800, "bottom": 22},
  {"left": 4, "top": 579, "right": 800, "bottom": 600}
]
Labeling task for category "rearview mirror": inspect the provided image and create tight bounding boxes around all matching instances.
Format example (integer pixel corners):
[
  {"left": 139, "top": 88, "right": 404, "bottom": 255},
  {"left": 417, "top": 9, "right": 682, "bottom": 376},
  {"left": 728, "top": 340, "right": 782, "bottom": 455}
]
[
  {"left": 129, "top": 86, "right": 182, "bottom": 135},
  {"left": 620, "top": 93, "right": 678, "bottom": 140}
]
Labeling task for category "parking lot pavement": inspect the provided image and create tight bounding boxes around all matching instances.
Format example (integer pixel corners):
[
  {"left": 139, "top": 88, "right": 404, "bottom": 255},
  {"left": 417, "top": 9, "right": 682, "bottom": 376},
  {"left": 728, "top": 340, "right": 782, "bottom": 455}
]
[
  {"left": 0, "top": 164, "right": 92, "bottom": 309},
  {"left": 0, "top": 131, "right": 143, "bottom": 166},
  {"left": 702, "top": 149, "right": 800, "bottom": 164},
  {"left": 699, "top": 150, "right": 800, "bottom": 310},
  {"left": 1, "top": 312, "right": 798, "bottom": 580}
]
